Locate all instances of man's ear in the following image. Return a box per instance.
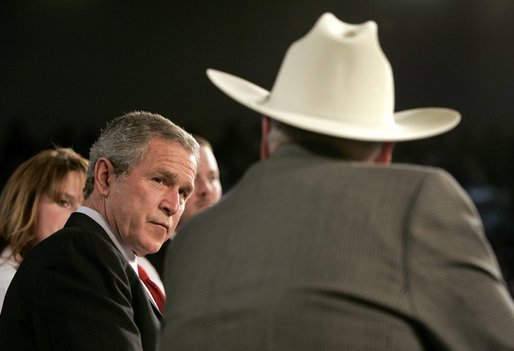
[94,157,115,196]
[375,142,395,165]
[260,116,272,160]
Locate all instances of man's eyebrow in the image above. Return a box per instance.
[158,170,194,191]
[159,169,178,180]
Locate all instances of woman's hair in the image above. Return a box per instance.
[83,111,199,198]
[0,147,88,262]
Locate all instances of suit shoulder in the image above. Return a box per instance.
[382,163,451,176]
[21,214,123,270]
[336,162,454,184]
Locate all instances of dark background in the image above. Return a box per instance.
[1,0,513,291]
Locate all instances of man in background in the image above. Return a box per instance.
[160,13,514,350]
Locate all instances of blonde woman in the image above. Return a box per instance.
[0,147,88,308]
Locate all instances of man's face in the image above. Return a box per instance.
[105,137,196,256]
[179,145,222,228]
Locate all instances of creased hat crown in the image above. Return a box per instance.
[266,14,394,128]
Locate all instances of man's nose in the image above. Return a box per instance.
[160,189,180,217]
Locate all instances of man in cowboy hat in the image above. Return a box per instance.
[160,13,514,350]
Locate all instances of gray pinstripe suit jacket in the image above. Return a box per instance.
[160,144,514,350]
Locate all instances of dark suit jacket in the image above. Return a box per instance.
[0,213,160,351]
[160,144,514,351]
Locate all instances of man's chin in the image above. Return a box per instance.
[136,241,165,257]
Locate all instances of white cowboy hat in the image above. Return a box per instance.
[207,12,460,142]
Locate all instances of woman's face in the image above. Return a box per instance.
[35,171,86,244]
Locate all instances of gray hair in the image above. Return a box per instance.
[84,111,199,198]
[269,119,383,161]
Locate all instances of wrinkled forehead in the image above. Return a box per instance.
[138,138,199,171]
[146,135,200,164]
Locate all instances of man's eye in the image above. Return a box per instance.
[154,177,166,184]
[179,189,189,200]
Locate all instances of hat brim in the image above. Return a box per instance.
[207,69,460,142]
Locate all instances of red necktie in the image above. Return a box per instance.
[137,264,166,312]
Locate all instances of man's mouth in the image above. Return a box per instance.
[152,222,169,232]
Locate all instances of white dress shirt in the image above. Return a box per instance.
[0,246,18,310]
